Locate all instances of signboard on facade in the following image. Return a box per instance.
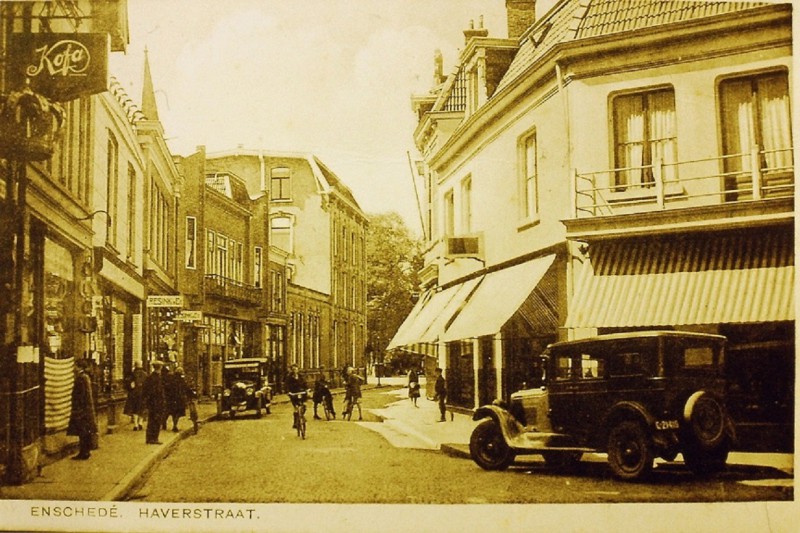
[6,33,109,101]
[146,295,184,308]
[176,310,203,322]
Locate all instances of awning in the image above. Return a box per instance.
[441,254,557,342]
[386,277,481,350]
[386,289,432,351]
[564,231,794,329]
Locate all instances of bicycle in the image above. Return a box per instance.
[288,390,309,439]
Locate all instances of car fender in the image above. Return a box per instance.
[473,405,525,443]
[599,401,656,441]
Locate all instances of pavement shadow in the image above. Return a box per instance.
[507,458,793,485]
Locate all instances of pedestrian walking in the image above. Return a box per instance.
[165,367,191,432]
[67,358,97,460]
[434,367,447,422]
[344,366,363,421]
[408,368,420,407]
[141,360,166,444]
[123,361,146,431]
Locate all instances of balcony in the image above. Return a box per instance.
[204,274,263,306]
[566,148,794,240]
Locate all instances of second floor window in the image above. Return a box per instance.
[521,134,538,220]
[720,70,792,197]
[461,176,472,233]
[444,190,455,237]
[106,132,119,246]
[254,246,263,288]
[613,88,676,189]
[271,216,292,252]
[185,216,197,269]
[271,167,291,201]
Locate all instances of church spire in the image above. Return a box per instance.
[141,47,160,122]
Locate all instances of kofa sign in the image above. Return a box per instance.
[6,33,108,102]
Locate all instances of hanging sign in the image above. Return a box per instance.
[6,33,109,101]
[146,295,184,308]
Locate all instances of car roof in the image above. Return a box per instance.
[548,330,726,350]
[223,358,269,367]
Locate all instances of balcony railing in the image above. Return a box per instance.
[204,274,263,306]
[573,147,794,219]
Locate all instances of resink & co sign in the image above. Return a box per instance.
[6,33,108,101]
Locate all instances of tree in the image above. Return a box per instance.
[365,212,423,369]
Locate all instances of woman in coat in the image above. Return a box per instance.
[123,361,146,430]
[407,369,420,407]
[67,358,97,460]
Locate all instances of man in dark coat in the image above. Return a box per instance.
[141,360,166,444]
[165,366,190,432]
[434,367,447,422]
[67,358,97,460]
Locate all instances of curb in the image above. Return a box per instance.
[440,443,470,459]
[101,411,219,502]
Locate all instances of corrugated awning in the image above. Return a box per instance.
[386,277,481,350]
[441,254,557,342]
[565,231,794,329]
[386,289,433,351]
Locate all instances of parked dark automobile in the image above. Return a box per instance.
[470,331,735,480]
[218,358,272,419]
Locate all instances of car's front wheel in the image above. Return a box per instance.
[607,420,653,481]
[469,419,514,471]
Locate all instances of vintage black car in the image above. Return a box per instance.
[470,331,735,480]
[218,358,272,419]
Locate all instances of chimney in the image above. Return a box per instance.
[463,15,489,44]
[433,49,444,86]
[506,0,536,40]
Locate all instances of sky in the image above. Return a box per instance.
[107,0,557,234]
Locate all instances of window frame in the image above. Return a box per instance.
[185,216,197,269]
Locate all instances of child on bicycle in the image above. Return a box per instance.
[285,364,307,429]
[344,366,364,421]
[313,367,335,420]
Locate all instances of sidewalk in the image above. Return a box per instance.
[0,383,378,502]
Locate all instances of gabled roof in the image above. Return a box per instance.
[495,0,772,94]
[312,157,363,212]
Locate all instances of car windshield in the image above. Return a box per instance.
[225,369,261,383]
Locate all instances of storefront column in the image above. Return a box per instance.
[493,333,503,401]
[472,338,481,410]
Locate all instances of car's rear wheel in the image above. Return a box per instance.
[684,391,726,451]
[607,420,653,481]
[542,451,582,471]
[469,419,514,471]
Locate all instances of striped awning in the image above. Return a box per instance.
[565,231,794,329]
[441,254,557,342]
[387,277,482,350]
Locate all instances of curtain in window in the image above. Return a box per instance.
[759,74,792,171]
[721,72,792,198]
[648,90,677,181]
[614,95,644,186]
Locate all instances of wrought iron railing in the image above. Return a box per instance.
[204,274,263,306]
[573,147,794,219]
